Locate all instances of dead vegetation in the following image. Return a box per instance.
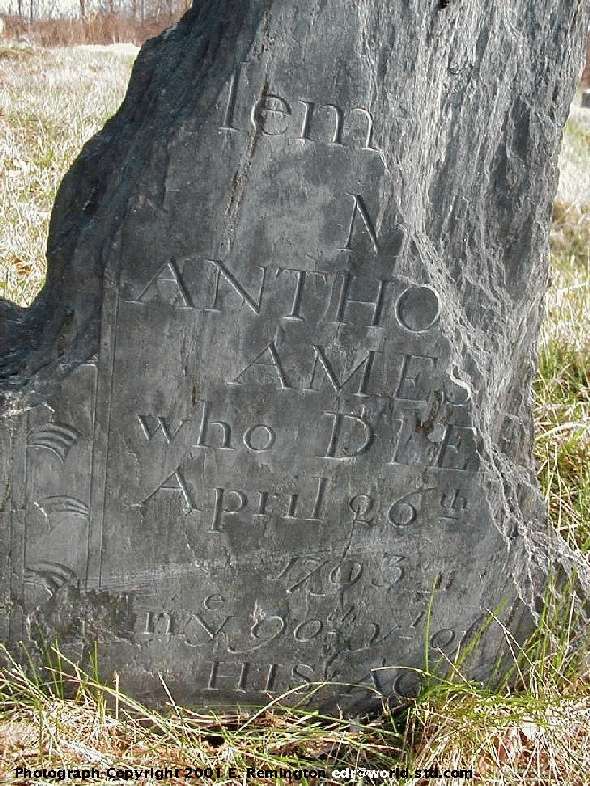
[1,12,181,48]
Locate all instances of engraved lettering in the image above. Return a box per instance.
[334,273,389,326]
[293,618,323,642]
[290,663,316,687]
[184,613,231,644]
[410,608,426,629]
[196,401,234,450]
[329,560,363,588]
[297,99,314,140]
[388,488,434,527]
[220,76,380,154]
[251,94,292,135]
[228,614,286,654]
[440,489,468,522]
[140,468,197,512]
[320,411,374,459]
[306,346,381,397]
[396,285,440,332]
[211,488,247,532]
[232,341,291,388]
[206,260,266,315]
[143,611,173,635]
[438,426,479,471]
[351,107,376,150]
[396,354,436,402]
[281,558,328,595]
[327,605,357,630]
[348,494,375,525]
[137,414,186,444]
[243,424,276,452]
[346,621,383,652]
[138,607,231,646]
[274,557,372,598]
[263,662,279,692]
[388,497,416,527]
[204,594,225,610]
[383,554,405,585]
[135,259,194,308]
[430,628,455,650]
[390,411,450,468]
[254,490,275,516]
[206,660,248,692]
[275,267,327,322]
[285,492,300,519]
[343,194,379,252]
[207,478,330,529]
[310,476,329,519]
[319,103,344,144]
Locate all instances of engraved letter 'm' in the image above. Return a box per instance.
[306,346,380,397]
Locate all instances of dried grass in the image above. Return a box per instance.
[0,43,136,305]
[2,13,180,48]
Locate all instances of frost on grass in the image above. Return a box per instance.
[0,45,135,307]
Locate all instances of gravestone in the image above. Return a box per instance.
[1,0,589,712]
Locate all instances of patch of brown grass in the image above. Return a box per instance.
[2,13,182,48]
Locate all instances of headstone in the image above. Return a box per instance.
[1,0,589,713]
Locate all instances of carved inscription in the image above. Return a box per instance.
[126,261,423,332]
[204,660,315,694]
[83,59,497,708]
[232,346,437,398]
[137,602,394,653]
[201,659,425,701]
[133,395,480,519]
[222,66,380,153]
[138,467,477,532]
[132,558,458,701]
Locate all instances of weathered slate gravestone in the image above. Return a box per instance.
[1,0,589,712]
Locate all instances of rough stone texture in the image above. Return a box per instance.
[1,0,589,712]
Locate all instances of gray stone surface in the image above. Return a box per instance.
[1,0,589,712]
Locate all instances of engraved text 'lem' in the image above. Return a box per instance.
[222,65,380,154]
